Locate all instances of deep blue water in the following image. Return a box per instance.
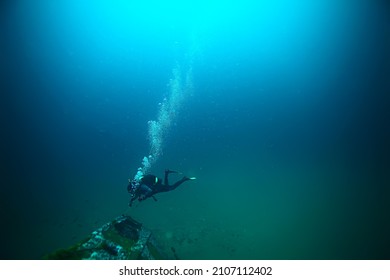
[1,0,389,259]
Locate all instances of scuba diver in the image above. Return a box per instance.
[127,169,196,207]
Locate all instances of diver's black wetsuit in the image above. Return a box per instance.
[128,170,192,206]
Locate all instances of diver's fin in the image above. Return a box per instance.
[165,169,181,174]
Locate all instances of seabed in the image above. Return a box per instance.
[45,215,166,260]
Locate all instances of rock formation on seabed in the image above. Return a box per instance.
[45,215,166,260]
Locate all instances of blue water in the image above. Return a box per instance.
[1,0,389,259]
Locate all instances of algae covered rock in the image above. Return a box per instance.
[46,215,165,260]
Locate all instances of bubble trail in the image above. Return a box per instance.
[132,64,193,183]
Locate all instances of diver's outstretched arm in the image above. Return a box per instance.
[129,195,137,207]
